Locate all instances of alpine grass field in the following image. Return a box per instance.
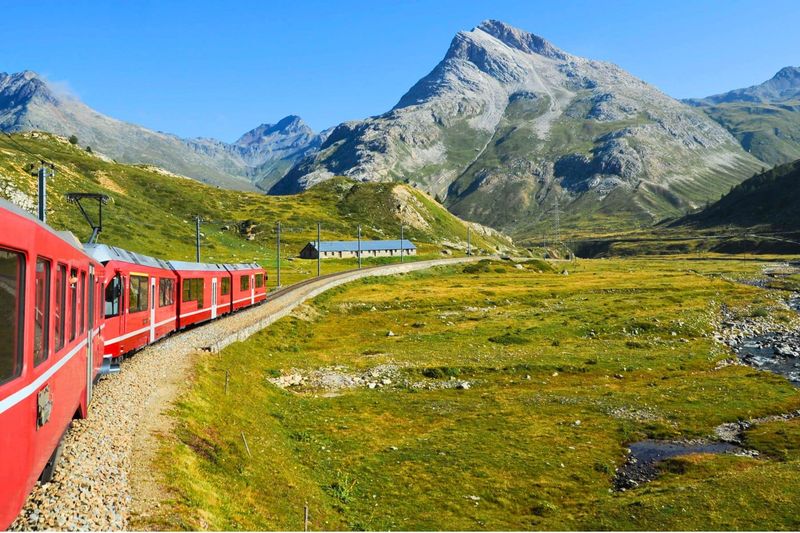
[142,257,800,530]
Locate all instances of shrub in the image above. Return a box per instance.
[68,134,78,145]
[329,471,357,504]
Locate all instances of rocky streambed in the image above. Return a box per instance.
[717,294,800,386]
[615,273,800,491]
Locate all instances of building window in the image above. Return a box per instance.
[105,274,122,318]
[221,277,230,295]
[129,275,149,313]
[0,249,24,385]
[159,278,175,307]
[34,257,50,366]
[182,278,204,308]
[240,275,250,291]
[255,273,264,288]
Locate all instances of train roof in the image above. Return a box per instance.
[166,260,229,272]
[84,243,173,270]
[0,197,88,256]
[224,263,262,271]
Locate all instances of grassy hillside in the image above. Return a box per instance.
[0,132,513,286]
[445,93,759,242]
[144,257,800,530]
[676,159,800,231]
[694,101,800,167]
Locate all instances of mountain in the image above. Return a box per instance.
[686,67,800,166]
[233,116,331,190]
[273,20,760,237]
[0,71,323,190]
[0,132,512,268]
[674,158,800,230]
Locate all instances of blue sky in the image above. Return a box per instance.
[2,0,797,141]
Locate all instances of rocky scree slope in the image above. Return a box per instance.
[686,67,800,167]
[274,20,760,237]
[0,71,324,190]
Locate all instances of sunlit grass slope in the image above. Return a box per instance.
[0,132,512,286]
[149,256,800,530]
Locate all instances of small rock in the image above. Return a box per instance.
[387,330,395,337]
[456,381,471,390]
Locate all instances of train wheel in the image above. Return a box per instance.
[39,422,71,483]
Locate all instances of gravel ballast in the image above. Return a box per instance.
[11,257,481,531]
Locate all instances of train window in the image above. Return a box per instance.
[55,264,66,351]
[182,278,204,307]
[105,274,122,318]
[0,249,24,385]
[159,278,175,307]
[129,275,149,313]
[255,273,264,288]
[220,277,230,296]
[240,275,250,291]
[34,258,51,366]
[69,268,78,342]
[79,272,86,334]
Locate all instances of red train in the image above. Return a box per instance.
[0,200,267,528]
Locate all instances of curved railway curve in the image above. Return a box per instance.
[11,256,484,531]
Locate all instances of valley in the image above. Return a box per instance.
[139,256,800,531]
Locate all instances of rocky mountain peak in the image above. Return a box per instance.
[0,70,57,106]
[475,19,567,60]
[235,115,314,147]
[687,66,800,106]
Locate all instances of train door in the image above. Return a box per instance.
[149,277,156,343]
[104,273,123,352]
[250,274,255,305]
[86,266,95,405]
[211,277,218,319]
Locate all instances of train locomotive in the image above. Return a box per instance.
[0,198,267,528]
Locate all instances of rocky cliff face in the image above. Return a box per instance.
[275,20,760,236]
[0,71,322,190]
[686,67,800,167]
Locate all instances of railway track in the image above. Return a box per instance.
[11,256,483,531]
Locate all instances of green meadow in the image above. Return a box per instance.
[144,256,800,530]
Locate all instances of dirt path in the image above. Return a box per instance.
[11,257,482,531]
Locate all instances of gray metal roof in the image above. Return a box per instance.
[308,239,416,252]
[85,243,173,270]
[224,263,262,271]
[167,260,228,272]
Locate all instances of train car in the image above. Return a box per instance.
[167,261,230,329]
[225,263,267,311]
[84,244,178,365]
[0,199,105,530]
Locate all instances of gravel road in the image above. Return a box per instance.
[11,257,481,531]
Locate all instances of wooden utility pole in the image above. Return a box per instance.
[317,223,321,277]
[400,224,404,263]
[195,216,202,262]
[276,221,282,288]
